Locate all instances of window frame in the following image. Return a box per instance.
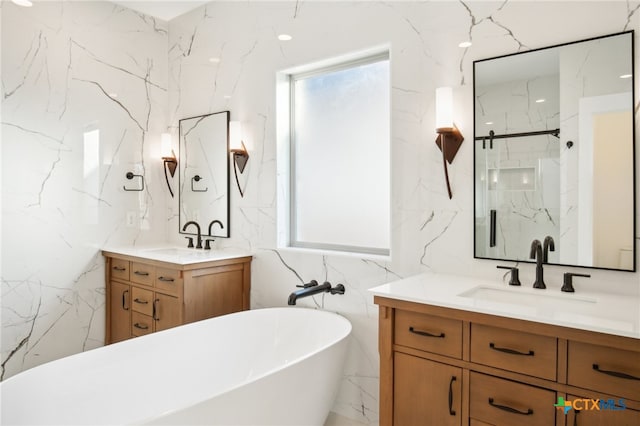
[288,52,390,256]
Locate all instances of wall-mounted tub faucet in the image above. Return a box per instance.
[288,281,345,305]
[182,221,202,249]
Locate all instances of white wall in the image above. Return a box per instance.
[1,1,639,425]
[1,1,169,379]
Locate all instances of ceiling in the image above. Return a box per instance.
[111,0,208,21]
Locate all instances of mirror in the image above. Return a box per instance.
[474,31,635,271]
[179,111,230,238]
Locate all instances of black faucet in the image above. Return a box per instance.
[204,220,225,250]
[182,221,202,249]
[529,239,546,289]
[543,236,555,263]
[287,281,345,305]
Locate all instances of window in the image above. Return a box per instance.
[282,52,390,256]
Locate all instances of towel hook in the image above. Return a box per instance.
[124,172,144,191]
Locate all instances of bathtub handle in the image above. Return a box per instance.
[134,298,149,305]
[153,299,159,321]
[448,376,457,416]
[122,290,129,311]
[409,327,445,338]
[133,323,149,330]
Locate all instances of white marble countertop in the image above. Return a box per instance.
[102,244,252,266]
[369,273,640,340]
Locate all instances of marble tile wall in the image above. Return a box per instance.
[1,1,169,379]
[1,1,639,425]
[166,1,639,423]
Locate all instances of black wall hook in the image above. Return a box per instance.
[124,172,144,191]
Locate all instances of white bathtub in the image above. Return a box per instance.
[1,308,352,425]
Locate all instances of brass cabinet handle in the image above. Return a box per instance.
[133,298,148,305]
[488,398,533,415]
[489,342,534,356]
[122,290,129,311]
[158,276,175,282]
[592,364,640,381]
[409,326,445,338]
[134,271,150,276]
[133,323,149,330]
[448,376,457,416]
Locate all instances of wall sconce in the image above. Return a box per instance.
[161,133,178,198]
[435,87,464,199]
[229,121,249,197]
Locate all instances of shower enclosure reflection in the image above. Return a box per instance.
[474,31,635,271]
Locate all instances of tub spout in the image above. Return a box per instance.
[288,281,345,305]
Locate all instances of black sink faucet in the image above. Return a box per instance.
[182,221,202,249]
[543,236,555,263]
[208,220,224,236]
[530,239,546,289]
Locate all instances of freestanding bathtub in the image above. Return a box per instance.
[1,308,352,425]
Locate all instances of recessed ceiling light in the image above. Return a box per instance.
[620,74,632,79]
[209,57,220,63]
[458,41,472,48]
[485,121,493,125]
[535,98,545,103]
[278,34,293,41]
[11,0,33,7]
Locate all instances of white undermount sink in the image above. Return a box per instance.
[458,286,597,306]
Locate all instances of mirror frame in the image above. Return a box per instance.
[472,31,636,272]
[178,111,231,238]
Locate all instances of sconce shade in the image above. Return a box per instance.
[435,86,454,133]
[229,121,242,150]
[161,133,172,157]
[161,133,178,197]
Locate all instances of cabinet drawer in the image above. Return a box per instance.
[110,259,129,281]
[395,309,462,359]
[131,287,154,316]
[568,341,640,400]
[470,372,556,426]
[130,262,155,286]
[470,324,557,381]
[131,311,153,336]
[155,267,183,295]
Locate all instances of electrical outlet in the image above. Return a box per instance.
[126,211,136,227]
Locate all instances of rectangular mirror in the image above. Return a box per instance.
[179,111,230,238]
[474,31,635,271]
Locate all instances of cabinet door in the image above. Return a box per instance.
[154,293,182,332]
[394,352,461,426]
[109,281,131,343]
[566,394,640,426]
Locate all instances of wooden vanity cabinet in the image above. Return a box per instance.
[104,252,251,344]
[375,297,640,426]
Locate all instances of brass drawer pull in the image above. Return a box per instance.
[134,298,148,305]
[113,266,126,271]
[133,323,149,330]
[489,342,534,356]
[488,398,533,415]
[448,376,457,416]
[409,327,445,338]
[134,271,150,276]
[158,276,175,282]
[592,364,640,381]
